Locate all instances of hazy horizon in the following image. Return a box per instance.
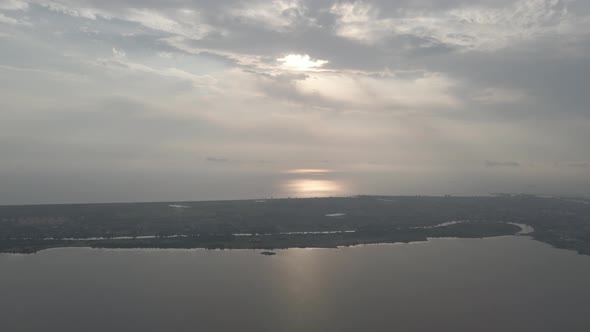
[2,0,590,204]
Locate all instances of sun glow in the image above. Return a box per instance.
[277,54,328,71]
[284,179,343,197]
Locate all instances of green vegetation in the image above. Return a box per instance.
[0,196,588,254]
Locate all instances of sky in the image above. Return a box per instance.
[1,0,590,204]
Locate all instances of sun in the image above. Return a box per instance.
[277,54,328,71]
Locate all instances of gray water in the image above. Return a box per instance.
[1,236,590,332]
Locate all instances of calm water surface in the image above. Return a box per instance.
[1,236,590,332]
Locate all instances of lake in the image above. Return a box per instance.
[1,236,589,332]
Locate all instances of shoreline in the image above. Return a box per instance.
[0,221,524,254]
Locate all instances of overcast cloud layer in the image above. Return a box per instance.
[1,0,589,204]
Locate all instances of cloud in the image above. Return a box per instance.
[111,47,126,59]
[0,12,31,26]
[472,87,529,104]
[229,0,314,31]
[330,0,578,51]
[39,1,104,20]
[329,1,388,44]
[293,70,460,111]
[0,64,88,82]
[32,1,213,39]
[158,52,173,58]
[0,0,29,10]
[87,50,217,89]
[124,9,211,39]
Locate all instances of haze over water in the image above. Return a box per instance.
[2,236,590,332]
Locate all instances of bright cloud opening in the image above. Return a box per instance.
[277,54,328,71]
